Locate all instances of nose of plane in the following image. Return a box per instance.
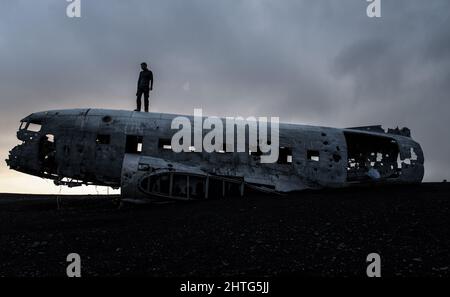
[6,144,27,172]
[5,146,18,169]
[5,142,42,176]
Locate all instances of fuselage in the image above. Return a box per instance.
[6,108,424,195]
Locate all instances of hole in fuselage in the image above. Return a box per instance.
[39,134,56,172]
[126,135,143,154]
[344,132,400,182]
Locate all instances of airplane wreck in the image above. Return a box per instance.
[6,109,424,202]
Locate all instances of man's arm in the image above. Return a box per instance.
[150,71,153,90]
[137,72,142,89]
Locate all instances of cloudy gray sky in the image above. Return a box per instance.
[0,0,449,193]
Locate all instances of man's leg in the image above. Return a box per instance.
[136,91,142,111]
[144,91,149,112]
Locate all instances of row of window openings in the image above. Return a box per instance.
[96,134,321,164]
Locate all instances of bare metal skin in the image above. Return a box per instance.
[6,109,424,201]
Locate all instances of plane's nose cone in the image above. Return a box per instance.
[6,145,21,169]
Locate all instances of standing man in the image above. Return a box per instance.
[135,62,153,112]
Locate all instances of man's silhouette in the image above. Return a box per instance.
[136,62,153,112]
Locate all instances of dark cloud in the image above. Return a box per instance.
[332,39,404,98]
[0,0,449,191]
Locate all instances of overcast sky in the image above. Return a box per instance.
[0,0,449,193]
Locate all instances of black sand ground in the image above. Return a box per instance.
[0,183,449,277]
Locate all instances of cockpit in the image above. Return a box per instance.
[6,113,57,178]
[19,120,42,132]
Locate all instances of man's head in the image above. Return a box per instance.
[140,62,148,70]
